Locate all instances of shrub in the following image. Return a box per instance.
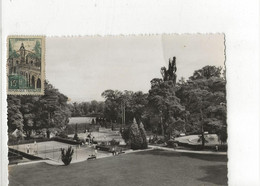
[61,146,74,166]
[129,118,147,150]
[110,139,120,146]
[8,134,18,145]
[121,127,130,144]
[57,131,68,139]
[139,122,148,149]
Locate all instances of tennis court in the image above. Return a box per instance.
[9,141,110,163]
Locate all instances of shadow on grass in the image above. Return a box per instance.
[134,149,227,162]
[198,165,228,185]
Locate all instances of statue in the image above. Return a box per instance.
[160,56,177,85]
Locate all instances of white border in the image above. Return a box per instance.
[1,0,260,185]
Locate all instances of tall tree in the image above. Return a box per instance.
[7,96,24,132]
[147,78,185,137]
[7,81,71,137]
[101,90,123,122]
[176,65,227,146]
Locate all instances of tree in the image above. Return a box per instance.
[129,118,145,150]
[8,40,20,58]
[129,91,148,123]
[176,65,227,147]
[7,81,71,137]
[102,90,123,122]
[36,81,71,130]
[7,96,24,133]
[147,79,185,136]
[190,66,222,80]
[34,40,42,58]
[139,122,148,149]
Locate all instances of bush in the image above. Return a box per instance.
[167,140,178,148]
[139,122,148,149]
[149,135,165,144]
[121,127,130,144]
[110,139,120,146]
[57,131,68,139]
[8,134,18,145]
[61,146,74,166]
[129,119,148,150]
[52,137,81,145]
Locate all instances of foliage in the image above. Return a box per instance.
[61,146,74,166]
[73,133,79,141]
[101,90,123,122]
[69,101,105,117]
[176,65,227,145]
[9,41,20,58]
[110,139,120,146]
[7,81,71,137]
[129,119,143,149]
[57,131,68,139]
[34,40,42,58]
[7,96,24,132]
[102,90,148,124]
[121,127,130,144]
[8,134,18,144]
[139,122,148,148]
[147,78,185,136]
[129,118,148,150]
[189,66,222,80]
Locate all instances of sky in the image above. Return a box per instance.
[46,34,225,102]
[10,38,42,52]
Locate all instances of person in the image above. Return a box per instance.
[34,141,37,154]
[26,144,30,154]
[173,143,178,149]
[112,147,115,156]
[215,145,219,152]
[88,132,92,144]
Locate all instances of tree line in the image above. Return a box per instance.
[100,65,227,142]
[7,65,227,143]
[7,81,71,138]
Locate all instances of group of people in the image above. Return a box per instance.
[26,141,38,154]
[111,146,123,156]
[84,131,95,145]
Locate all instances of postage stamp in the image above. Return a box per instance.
[7,36,45,95]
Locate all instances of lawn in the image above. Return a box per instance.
[9,149,227,186]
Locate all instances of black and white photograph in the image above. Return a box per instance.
[7,34,228,186]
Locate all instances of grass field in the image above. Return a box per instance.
[9,149,227,186]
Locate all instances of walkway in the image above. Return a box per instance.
[149,145,227,155]
[9,144,226,167]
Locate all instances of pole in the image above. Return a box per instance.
[160,110,164,137]
[123,101,125,127]
[200,108,205,148]
[121,103,123,131]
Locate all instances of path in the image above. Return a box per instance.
[149,145,227,155]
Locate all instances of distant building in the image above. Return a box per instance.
[8,43,41,89]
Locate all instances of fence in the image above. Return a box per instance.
[8,138,52,146]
